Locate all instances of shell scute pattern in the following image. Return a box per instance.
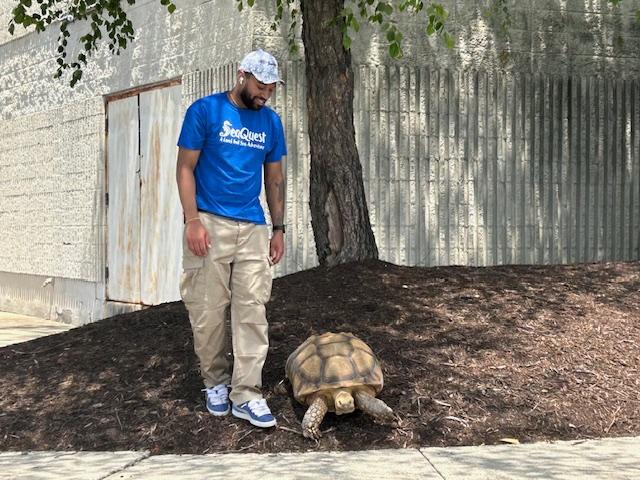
[286,332,384,405]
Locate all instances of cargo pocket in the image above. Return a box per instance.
[180,255,205,305]
[259,258,273,305]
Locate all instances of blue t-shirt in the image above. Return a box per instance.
[177,92,287,224]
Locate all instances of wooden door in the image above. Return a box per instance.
[107,96,141,303]
[106,83,182,305]
[139,85,183,304]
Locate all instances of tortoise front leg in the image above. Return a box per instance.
[301,395,328,439]
[354,390,394,422]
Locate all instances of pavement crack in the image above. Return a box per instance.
[98,451,151,480]
[418,449,446,480]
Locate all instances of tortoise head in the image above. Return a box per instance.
[333,389,355,415]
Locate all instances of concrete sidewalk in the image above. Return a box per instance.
[0,436,638,479]
[1,312,638,479]
[0,312,74,348]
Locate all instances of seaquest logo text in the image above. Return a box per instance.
[219,120,266,149]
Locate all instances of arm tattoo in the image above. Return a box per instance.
[267,178,285,225]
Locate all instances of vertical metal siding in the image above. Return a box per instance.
[185,63,640,274]
[355,67,640,267]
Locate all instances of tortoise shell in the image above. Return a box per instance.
[285,332,384,405]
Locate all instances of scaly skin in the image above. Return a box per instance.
[354,390,394,421]
[302,395,329,439]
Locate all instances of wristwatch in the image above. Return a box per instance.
[272,224,286,233]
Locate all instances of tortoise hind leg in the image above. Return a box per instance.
[354,390,394,422]
[301,395,329,439]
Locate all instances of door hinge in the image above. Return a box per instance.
[105,192,109,207]
[105,266,109,280]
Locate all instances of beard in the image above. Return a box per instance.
[239,87,265,111]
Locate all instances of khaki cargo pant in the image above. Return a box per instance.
[180,212,272,406]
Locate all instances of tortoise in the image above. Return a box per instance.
[285,331,394,439]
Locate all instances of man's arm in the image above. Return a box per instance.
[177,147,209,256]
[264,161,285,265]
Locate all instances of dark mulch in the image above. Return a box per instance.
[1,259,639,454]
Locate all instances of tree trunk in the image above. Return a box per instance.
[300,0,378,267]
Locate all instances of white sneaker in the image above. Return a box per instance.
[232,398,276,427]
[202,384,230,416]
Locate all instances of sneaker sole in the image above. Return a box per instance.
[232,407,277,428]
[207,404,230,416]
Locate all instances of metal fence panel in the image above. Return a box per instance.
[184,63,640,275]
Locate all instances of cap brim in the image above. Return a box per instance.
[256,76,285,85]
[241,69,284,85]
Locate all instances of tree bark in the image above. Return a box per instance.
[300,0,378,267]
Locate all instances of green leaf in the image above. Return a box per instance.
[167,3,176,13]
[443,31,454,49]
[8,23,15,35]
[389,42,401,58]
[342,33,351,50]
[70,69,83,87]
[386,29,395,42]
[13,5,25,24]
[248,0,254,6]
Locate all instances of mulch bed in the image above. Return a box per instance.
[1,259,639,454]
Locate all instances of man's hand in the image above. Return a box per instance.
[186,220,210,257]
[269,231,285,265]
[177,147,207,256]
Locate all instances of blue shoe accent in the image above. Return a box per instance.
[232,399,276,427]
[203,384,230,416]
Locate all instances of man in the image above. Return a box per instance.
[176,49,286,428]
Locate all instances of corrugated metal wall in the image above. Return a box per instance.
[184,63,640,275]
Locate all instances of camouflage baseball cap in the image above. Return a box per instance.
[239,49,284,85]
